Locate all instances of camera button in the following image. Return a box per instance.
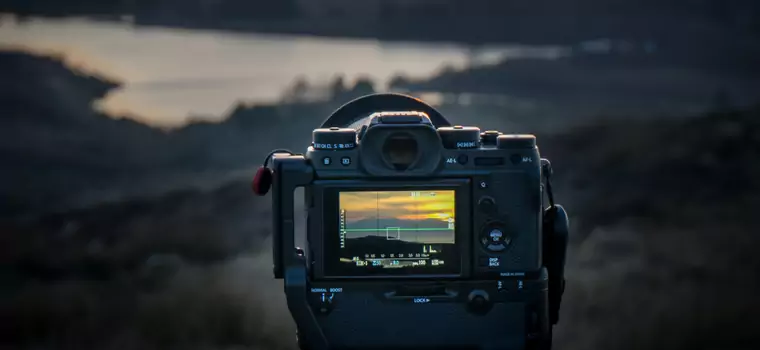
[340,157,351,166]
[456,154,468,164]
[467,290,492,314]
[486,243,507,252]
[322,157,332,166]
[478,181,488,189]
[510,154,522,165]
[478,196,496,214]
[312,292,335,314]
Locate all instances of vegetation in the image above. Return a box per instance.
[2,48,758,350]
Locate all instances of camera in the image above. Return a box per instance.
[253,93,569,350]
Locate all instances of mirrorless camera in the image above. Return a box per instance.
[252,93,569,350]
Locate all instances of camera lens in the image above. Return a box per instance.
[382,132,419,171]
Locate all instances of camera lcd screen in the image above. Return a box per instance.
[327,189,460,277]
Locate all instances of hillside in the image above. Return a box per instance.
[2,104,758,349]
[0,50,176,216]
[391,49,760,121]
[0,50,386,217]
[540,107,760,349]
[0,50,315,217]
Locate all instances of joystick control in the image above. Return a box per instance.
[480,222,512,252]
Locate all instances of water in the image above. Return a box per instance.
[0,16,566,127]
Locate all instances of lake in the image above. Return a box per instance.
[0,16,566,127]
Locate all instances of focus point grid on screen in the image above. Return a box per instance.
[336,189,458,275]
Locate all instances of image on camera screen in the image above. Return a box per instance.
[337,190,457,273]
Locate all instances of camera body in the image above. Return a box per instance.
[257,94,568,350]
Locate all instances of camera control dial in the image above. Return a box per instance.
[497,134,536,149]
[480,130,502,146]
[438,125,481,149]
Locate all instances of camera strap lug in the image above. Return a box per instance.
[541,158,568,326]
[541,158,555,209]
[252,149,295,196]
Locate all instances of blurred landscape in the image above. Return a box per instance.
[2,1,760,350]
[3,0,760,45]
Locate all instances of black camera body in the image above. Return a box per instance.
[255,94,569,350]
